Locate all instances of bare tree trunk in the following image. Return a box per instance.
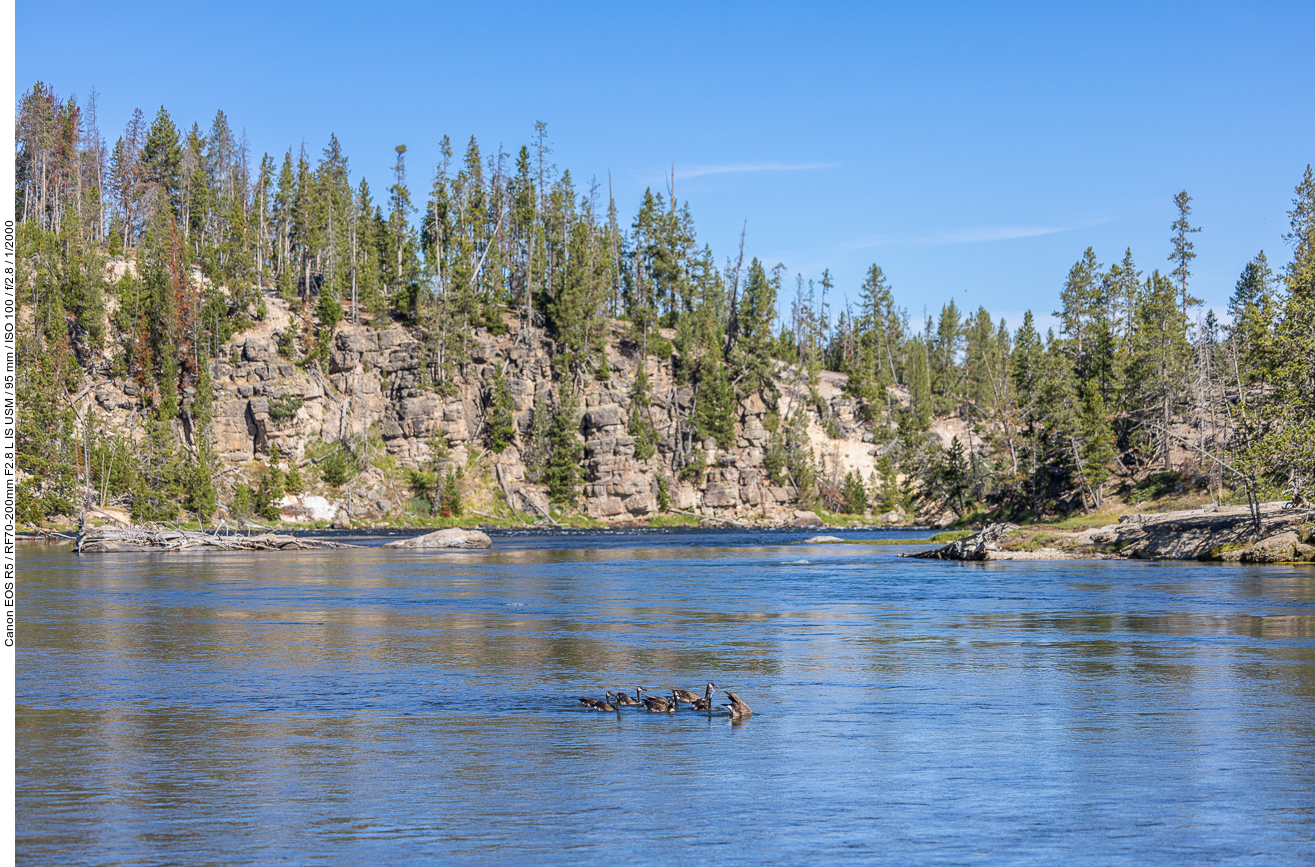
[725,222,746,353]
[1162,391,1172,472]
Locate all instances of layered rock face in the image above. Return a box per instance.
[87,304,892,524]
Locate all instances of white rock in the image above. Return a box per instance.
[278,495,339,523]
[383,528,492,549]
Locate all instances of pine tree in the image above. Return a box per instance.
[134,397,182,522]
[184,360,218,518]
[933,437,970,518]
[1250,166,1315,501]
[252,465,286,521]
[477,371,512,459]
[847,263,901,419]
[543,392,584,504]
[628,365,660,459]
[930,300,963,414]
[142,106,182,217]
[906,335,932,429]
[1055,247,1101,375]
[963,306,999,416]
[692,339,736,449]
[439,470,463,517]
[1127,271,1191,471]
[625,188,661,348]
[1076,379,1116,509]
[273,151,297,301]
[729,258,779,398]
[1227,251,1275,384]
[1170,191,1203,319]
[1034,335,1082,510]
[841,470,868,514]
[15,338,80,521]
[385,143,419,305]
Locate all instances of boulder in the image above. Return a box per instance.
[623,493,654,515]
[790,510,824,527]
[242,337,277,362]
[383,528,492,549]
[1240,532,1314,563]
[802,535,846,544]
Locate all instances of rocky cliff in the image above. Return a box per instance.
[83,294,895,526]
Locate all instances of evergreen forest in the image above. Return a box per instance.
[13,82,1315,529]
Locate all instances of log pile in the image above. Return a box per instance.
[76,526,361,553]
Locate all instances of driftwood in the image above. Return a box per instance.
[76,526,361,554]
[902,523,1018,560]
[668,507,736,525]
[516,490,561,527]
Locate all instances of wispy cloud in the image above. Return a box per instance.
[674,160,839,180]
[843,224,1078,251]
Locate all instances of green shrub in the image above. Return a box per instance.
[320,441,363,488]
[407,469,437,514]
[842,471,868,515]
[230,485,253,519]
[439,470,463,518]
[249,467,286,521]
[680,450,706,483]
[485,369,516,453]
[268,395,304,423]
[629,366,660,460]
[543,395,584,504]
[317,289,343,332]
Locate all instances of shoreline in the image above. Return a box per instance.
[898,502,1315,564]
[24,502,1315,564]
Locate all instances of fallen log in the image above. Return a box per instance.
[668,507,736,525]
[76,526,361,553]
[901,523,1018,560]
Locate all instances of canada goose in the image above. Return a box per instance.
[595,692,618,712]
[614,689,640,707]
[641,691,675,713]
[671,682,716,707]
[722,691,752,719]
[578,691,613,710]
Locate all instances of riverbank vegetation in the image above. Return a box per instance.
[14,81,1315,531]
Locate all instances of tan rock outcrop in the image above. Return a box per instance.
[382,528,492,549]
[68,292,914,526]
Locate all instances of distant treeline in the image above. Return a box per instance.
[13,81,1315,528]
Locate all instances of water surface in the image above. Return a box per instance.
[17,529,1315,864]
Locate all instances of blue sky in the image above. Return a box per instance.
[16,1,1315,328]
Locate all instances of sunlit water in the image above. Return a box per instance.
[16,528,1315,865]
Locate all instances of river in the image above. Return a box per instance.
[16,528,1315,864]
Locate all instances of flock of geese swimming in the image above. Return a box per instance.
[577,682,752,719]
